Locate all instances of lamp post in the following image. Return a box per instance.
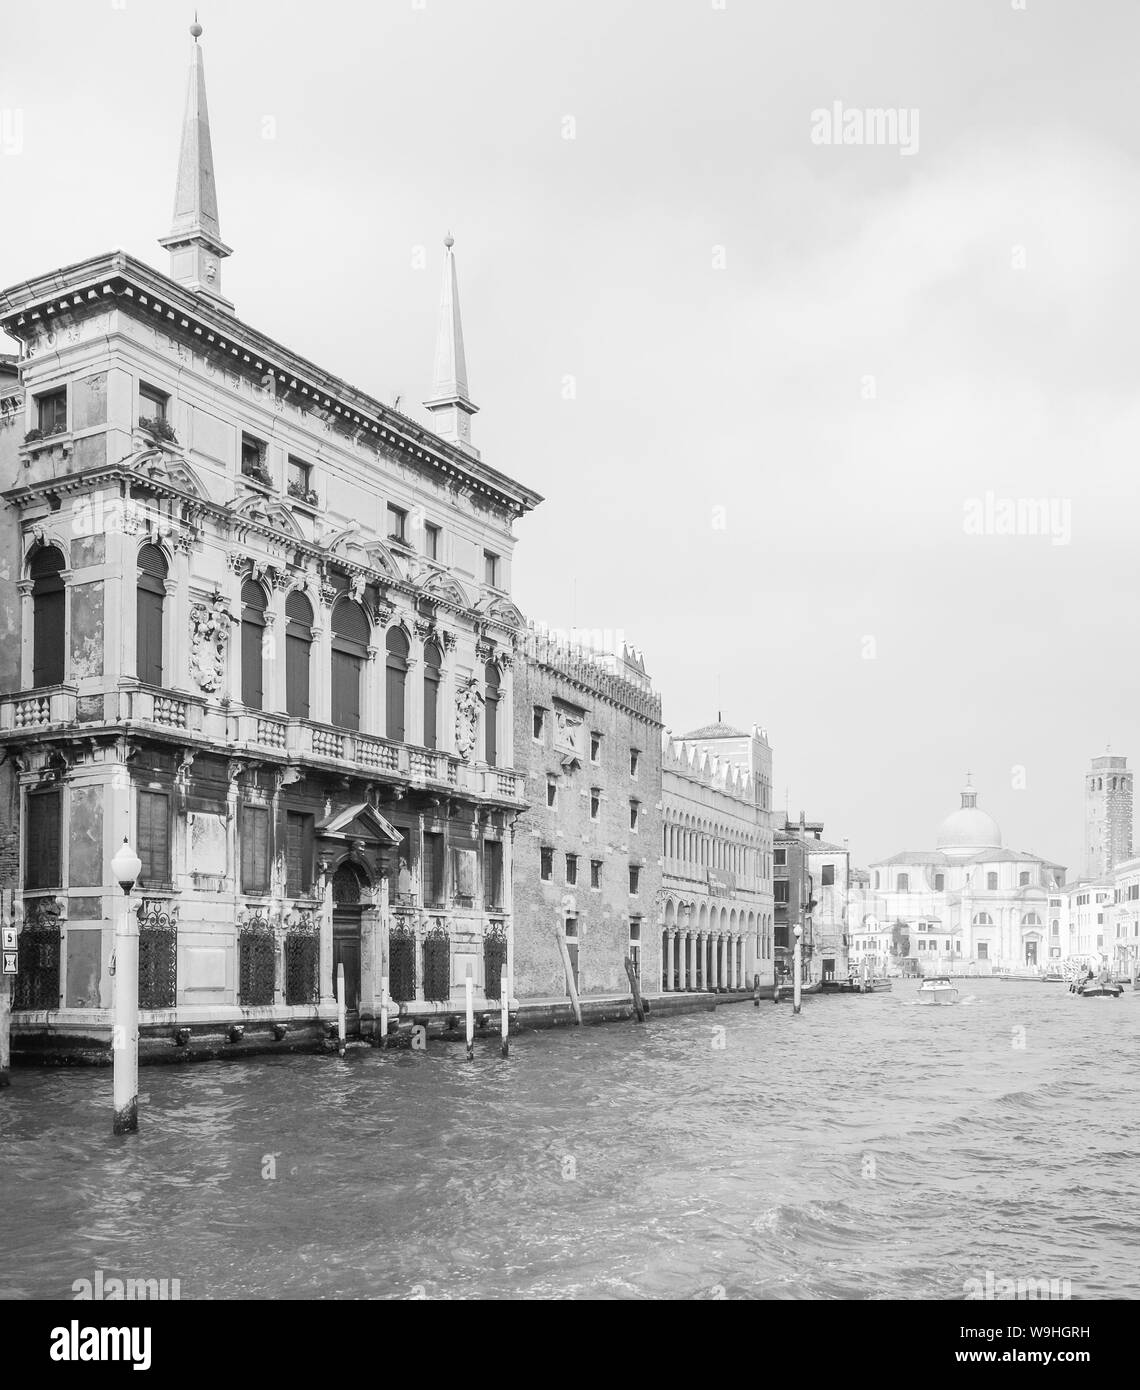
[111,838,142,1135]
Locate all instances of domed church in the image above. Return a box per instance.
[850,782,1067,973]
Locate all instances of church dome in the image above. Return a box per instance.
[936,786,1002,855]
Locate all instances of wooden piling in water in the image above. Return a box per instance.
[379,974,389,1049]
[465,968,475,1061]
[555,929,582,1025]
[336,963,346,1057]
[500,965,509,1057]
[0,972,10,1090]
[623,956,645,1022]
[793,927,803,1015]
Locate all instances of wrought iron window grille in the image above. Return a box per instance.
[136,899,178,1009]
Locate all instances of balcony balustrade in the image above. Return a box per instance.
[0,683,525,803]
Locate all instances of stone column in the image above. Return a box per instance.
[695,931,704,990]
[663,930,673,991]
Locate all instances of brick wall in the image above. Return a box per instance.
[512,648,662,1000]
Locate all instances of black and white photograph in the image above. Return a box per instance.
[0,0,1134,1345]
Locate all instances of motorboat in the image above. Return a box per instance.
[1071,977,1123,999]
[1041,970,1066,983]
[916,975,959,1006]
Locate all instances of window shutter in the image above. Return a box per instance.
[286,634,310,719]
[25,789,62,889]
[31,547,66,688]
[137,791,170,886]
[241,806,270,894]
[286,812,313,896]
[332,650,362,731]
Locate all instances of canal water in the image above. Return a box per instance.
[1,981,1136,1300]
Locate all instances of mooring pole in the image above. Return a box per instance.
[753,972,760,1008]
[379,974,389,1049]
[110,839,142,1136]
[0,972,11,1090]
[465,964,475,1061]
[336,963,346,1057]
[624,954,645,1022]
[861,956,869,994]
[500,965,509,1057]
[793,924,803,1015]
[554,927,582,1025]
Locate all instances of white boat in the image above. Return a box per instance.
[916,975,959,1006]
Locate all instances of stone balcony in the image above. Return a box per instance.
[0,683,525,804]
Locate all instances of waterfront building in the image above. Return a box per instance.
[1083,753,1133,880]
[1105,858,1140,976]
[660,722,772,994]
[0,27,541,1056]
[850,782,1066,973]
[511,629,662,1000]
[773,814,849,983]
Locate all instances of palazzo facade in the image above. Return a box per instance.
[0,31,541,1056]
[660,722,774,993]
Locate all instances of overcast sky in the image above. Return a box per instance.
[3,0,1138,871]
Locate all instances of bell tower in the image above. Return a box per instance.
[157,20,234,313]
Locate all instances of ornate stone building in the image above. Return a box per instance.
[848,783,1066,974]
[0,28,541,1056]
[660,721,774,993]
[512,629,663,1001]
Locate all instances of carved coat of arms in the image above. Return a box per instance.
[455,678,485,762]
[189,597,231,692]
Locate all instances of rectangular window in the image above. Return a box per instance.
[629,801,640,832]
[564,916,578,940]
[774,848,787,867]
[483,839,503,910]
[987,872,998,891]
[590,859,602,889]
[1019,871,1030,886]
[139,382,168,423]
[547,779,557,809]
[287,456,314,502]
[137,790,171,888]
[37,388,67,434]
[387,503,408,543]
[590,733,601,762]
[241,805,271,894]
[590,789,600,820]
[977,942,988,960]
[628,865,640,895]
[484,551,499,587]
[423,832,446,906]
[774,882,789,904]
[540,846,554,882]
[286,812,314,896]
[821,864,834,886]
[424,523,440,560]
[24,788,62,889]
[533,707,545,741]
[934,873,945,891]
[565,853,578,885]
[898,874,909,892]
[630,749,640,777]
[241,433,267,480]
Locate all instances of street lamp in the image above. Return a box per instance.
[111,838,142,1136]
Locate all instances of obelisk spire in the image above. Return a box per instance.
[158,18,234,312]
[424,234,479,455]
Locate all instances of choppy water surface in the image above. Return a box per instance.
[1,981,1137,1300]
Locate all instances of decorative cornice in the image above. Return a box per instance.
[0,255,543,515]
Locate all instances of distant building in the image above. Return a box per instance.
[850,782,1066,973]
[511,628,662,1001]
[774,814,850,982]
[660,722,773,993]
[1083,754,1132,880]
[0,27,541,1056]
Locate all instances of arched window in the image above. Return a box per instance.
[986,871,998,891]
[333,598,370,731]
[285,591,313,719]
[384,625,408,741]
[422,639,441,750]
[973,912,993,926]
[241,580,267,710]
[30,546,66,688]
[1022,912,1041,927]
[484,662,500,766]
[136,544,168,687]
